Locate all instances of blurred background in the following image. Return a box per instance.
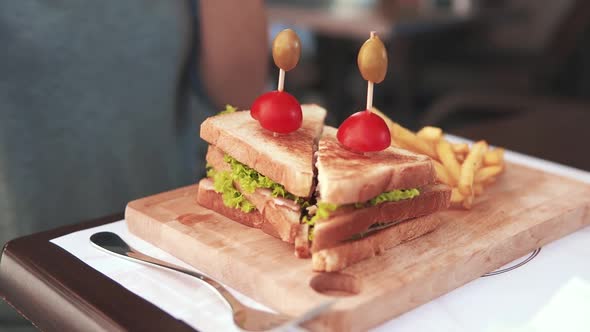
[267,0,590,171]
[1,0,590,330]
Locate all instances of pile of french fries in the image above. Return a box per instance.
[373,108,505,209]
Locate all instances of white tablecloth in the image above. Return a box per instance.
[51,142,590,332]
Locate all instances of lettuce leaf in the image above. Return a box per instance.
[219,104,238,115]
[205,154,309,214]
[208,167,255,213]
[302,202,338,241]
[208,151,420,241]
[368,188,420,206]
[223,155,301,202]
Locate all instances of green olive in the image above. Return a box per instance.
[272,29,301,72]
[357,33,388,83]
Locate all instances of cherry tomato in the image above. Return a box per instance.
[337,110,391,152]
[251,91,302,133]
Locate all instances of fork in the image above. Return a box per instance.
[90,232,329,331]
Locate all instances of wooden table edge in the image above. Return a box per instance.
[0,213,197,332]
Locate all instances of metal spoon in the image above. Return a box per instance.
[90,232,331,331]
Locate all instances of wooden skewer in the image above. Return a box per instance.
[366,81,374,111]
[277,68,285,92]
[276,68,285,135]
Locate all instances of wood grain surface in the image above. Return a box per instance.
[126,162,590,331]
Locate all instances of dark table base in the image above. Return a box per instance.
[0,214,196,332]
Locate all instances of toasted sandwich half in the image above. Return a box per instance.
[197,105,327,243]
[197,111,450,272]
[296,126,451,271]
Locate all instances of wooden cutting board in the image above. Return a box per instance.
[126,162,590,331]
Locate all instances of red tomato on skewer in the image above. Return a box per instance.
[251,91,302,134]
[337,110,390,153]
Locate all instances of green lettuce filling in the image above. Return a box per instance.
[206,155,308,213]
[207,165,255,213]
[223,155,304,203]
[302,202,338,241]
[219,104,238,115]
[368,188,420,206]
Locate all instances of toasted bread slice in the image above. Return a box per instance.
[295,224,311,258]
[201,105,327,198]
[196,178,279,239]
[311,183,450,252]
[312,213,442,272]
[206,145,232,172]
[238,185,300,243]
[317,126,436,205]
[206,145,301,243]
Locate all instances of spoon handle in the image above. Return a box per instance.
[97,242,246,312]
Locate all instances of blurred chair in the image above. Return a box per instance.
[422,91,590,171]
[413,0,590,171]
[413,0,590,100]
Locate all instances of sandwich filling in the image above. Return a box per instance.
[208,153,421,241]
[223,155,307,205]
[303,188,420,240]
[207,165,255,213]
[207,155,310,213]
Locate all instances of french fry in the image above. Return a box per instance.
[372,108,399,147]
[450,188,464,206]
[372,108,438,159]
[458,141,488,197]
[456,153,465,163]
[433,160,455,186]
[484,148,505,166]
[390,122,438,159]
[452,143,468,163]
[372,106,505,209]
[417,126,443,144]
[452,143,469,155]
[372,107,394,128]
[475,166,503,184]
[436,140,461,183]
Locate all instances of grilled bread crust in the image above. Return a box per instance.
[311,184,451,252]
[196,178,280,239]
[317,126,436,205]
[200,105,326,197]
[312,214,442,272]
